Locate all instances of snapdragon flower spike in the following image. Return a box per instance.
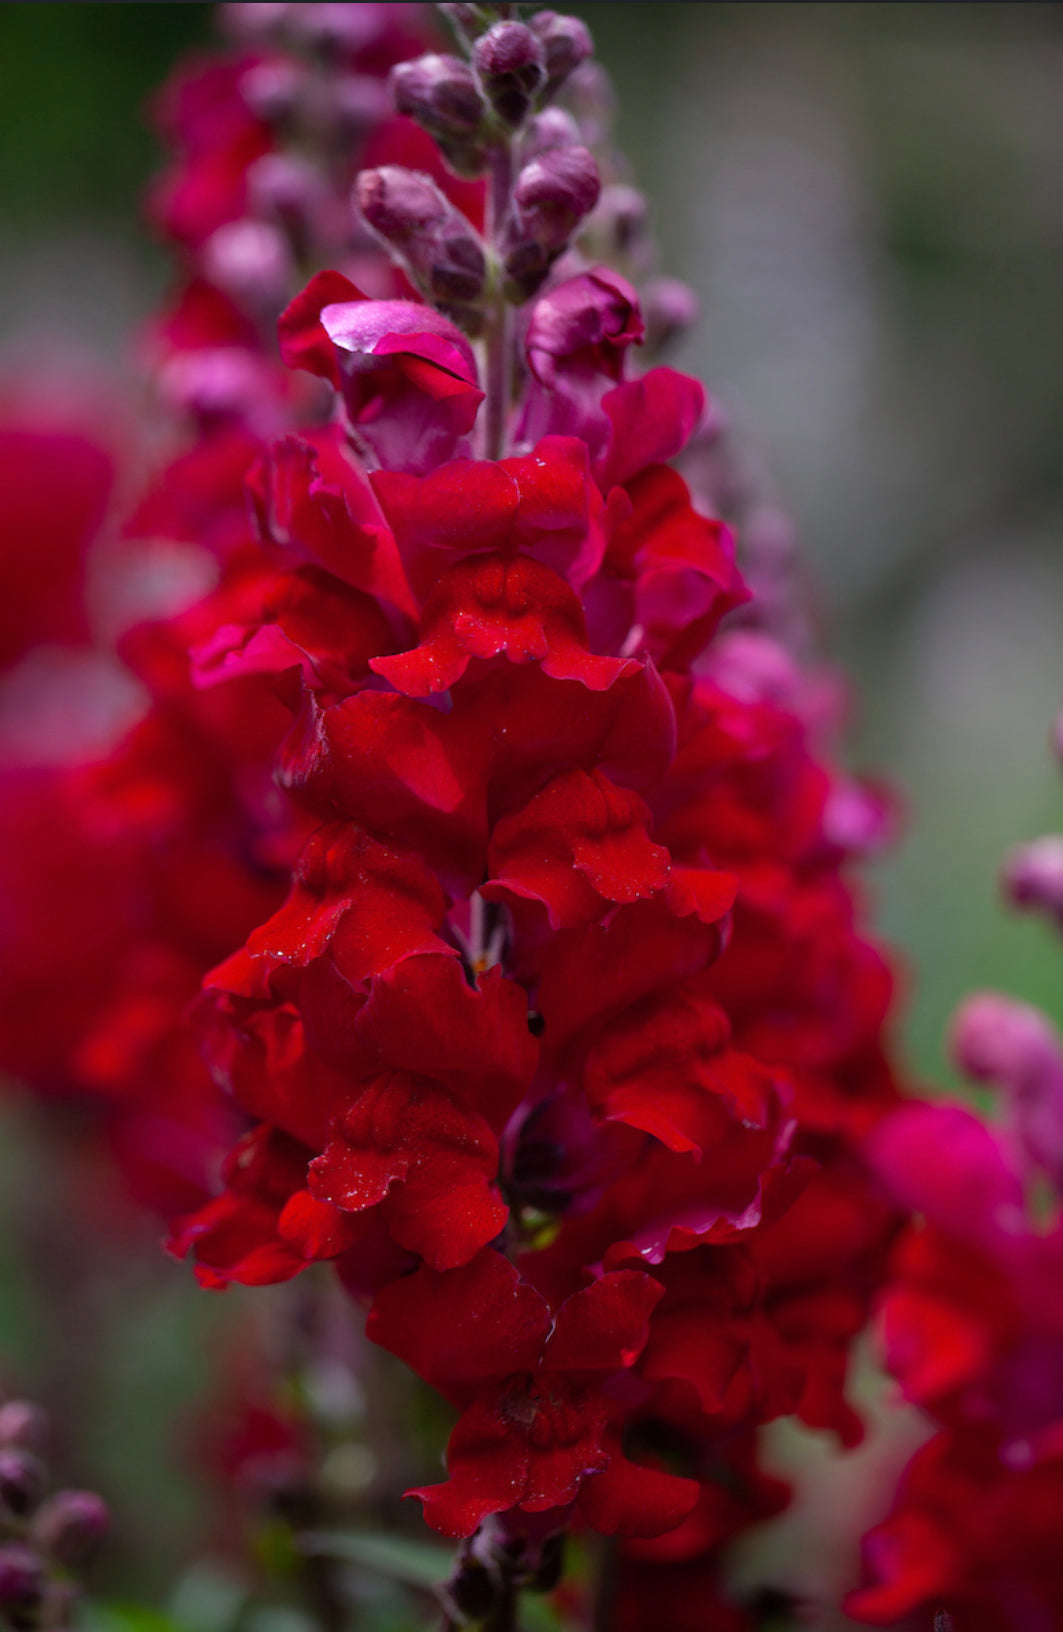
[110,3,914,1601]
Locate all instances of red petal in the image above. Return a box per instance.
[407,1392,530,1538]
[368,1249,550,1404]
[278,270,364,383]
[544,1270,663,1374]
[355,958,538,1129]
[308,1073,505,1270]
[597,369,705,491]
[578,1432,700,1538]
[485,768,669,931]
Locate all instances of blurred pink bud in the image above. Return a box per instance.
[1002,834,1063,928]
[643,276,699,355]
[528,11,594,99]
[239,59,305,123]
[0,1403,47,1456]
[0,1547,44,1616]
[222,3,291,41]
[952,992,1063,1187]
[201,219,294,308]
[33,1491,110,1571]
[0,1450,46,1518]
[822,779,897,858]
[247,153,325,232]
[472,21,546,128]
[522,107,582,159]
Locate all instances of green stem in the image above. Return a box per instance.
[483,137,514,462]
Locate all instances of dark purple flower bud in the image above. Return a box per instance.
[1003,835,1063,928]
[472,22,546,129]
[501,146,600,299]
[355,167,486,311]
[0,1450,46,1517]
[389,55,487,177]
[0,1547,44,1617]
[33,1491,110,1571]
[528,11,593,100]
[0,1402,47,1456]
[440,4,515,47]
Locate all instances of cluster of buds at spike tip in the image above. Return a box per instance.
[381,7,602,311]
[0,1396,108,1630]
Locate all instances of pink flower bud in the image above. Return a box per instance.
[472,21,546,128]
[522,107,582,159]
[239,59,305,124]
[952,992,1063,1187]
[33,1491,110,1571]
[643,276,699,355]
[355,166,486,311]
[201,219,294,309]
[0,1402,47,1455]
[512,146,600,249]
[0,1449,46,1517]
[221,2,290,42]
[1002,834,1063,928]
[502,146,600,298]
[528,11,594,99]
[0,1546,44,1616]
[390,54,487,176]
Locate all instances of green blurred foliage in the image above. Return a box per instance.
[0,5,211,229]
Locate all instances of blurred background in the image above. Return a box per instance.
[1,2,1062,1623]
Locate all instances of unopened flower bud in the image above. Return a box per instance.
[33,1491,110,1571]
[522,107,582,160]
[513,147,600,249]
[593,182,649,257]
[0,1450,46,1517]
[559,60,615,147]
[289,4,380,55]
[643,275,700,355]
[239,59,305,124]
[440,5,512,47]
[472,22,546,128]
[1003,835,1063,928]
[247,155,325,252]
[952,992,1063,1185]
[0,1546,44,1618]
[201,219,294,309]
[390,54,487,177]
[355,167,486,311]
[502,146,600,299]
[444,1557,496,1622]
[0,1403,47,1456]
[528,11,593,100]
[221,2,290,42]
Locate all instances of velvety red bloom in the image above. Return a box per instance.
[368,1249,698,1537]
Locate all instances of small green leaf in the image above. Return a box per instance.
[299,1529,454,1590]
